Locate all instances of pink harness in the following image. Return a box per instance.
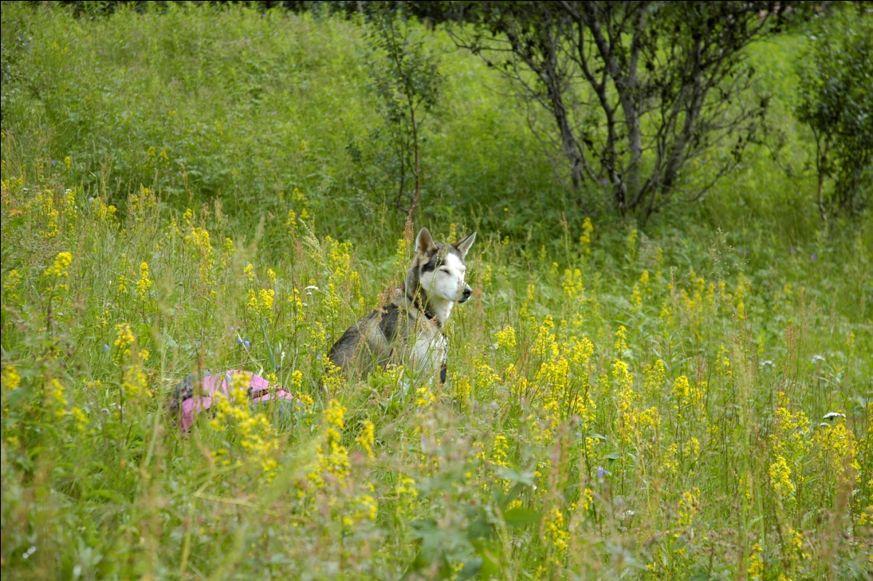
[176,370,297,431]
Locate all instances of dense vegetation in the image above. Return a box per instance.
[1,3,870,578]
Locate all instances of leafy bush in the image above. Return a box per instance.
[797,5,873,218]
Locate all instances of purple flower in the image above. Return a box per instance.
[596,466,610,481]
[237,337,251,349]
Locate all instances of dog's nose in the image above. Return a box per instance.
[460,287,472,303]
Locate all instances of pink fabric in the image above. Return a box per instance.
[178,370,297,431]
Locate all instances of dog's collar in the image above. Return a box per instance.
[405,287,441,329]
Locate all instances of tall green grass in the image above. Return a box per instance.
[2,3,871,578]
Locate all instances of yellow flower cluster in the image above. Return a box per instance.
[785,527,809,562]
[544,507,569,556]
[675,487,700,534]
[209,372,279,477]
[286,209,299,238]
[47,377,68,419]
[37,191,59,239]
[532,316,558,358]
[631,269,650,308]
[570,335,594,366]
[415,386,435,408]
[136,261,152,299]
[578,487,594,513]
[735,276,749,321]
[614,325,629,354]
[342,493,378,529]
[356,420,375,459]
[122,364,148,398]
[113,323,148,399]
[3,269,22,303]
[473,357,500,390]
[536,355,569,393]
[247,288,275,317]
[812,418,859,485]
[494,325,517,352]
[643,359,666,397]
[128,186,158,220]
[561,268,584,300]
[747,542,763,579]
[613,360,636,442]
[769,392,810,496]
[672,375,704,415]
[114,323,136,360]
[89,197,117,221]
[322,359,345,393]
[771,393,811,459]
[287,287,305,325]
[2,364,21,391]
[313,398,350,484]
[453,376,471,406]
[395,474,418,502]
[491,433,510,468]
[44,251,73,288]
[768,455,796,501]
[184,221,214,283]
[579,217,594,254]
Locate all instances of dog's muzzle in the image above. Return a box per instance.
[459,286,473,303]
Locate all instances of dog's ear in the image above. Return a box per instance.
[415,228,437,255]
[453,232,476,258]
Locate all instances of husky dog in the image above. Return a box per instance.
[328,228,476,383]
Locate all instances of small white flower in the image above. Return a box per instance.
[822,412,845,421]
[810,354,825,364]
[761,360,774,369]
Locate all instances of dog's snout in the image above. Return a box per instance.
[460,286,473,303]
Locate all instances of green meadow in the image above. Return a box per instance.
[1,3,870,578]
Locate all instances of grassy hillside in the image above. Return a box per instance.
[1,3,871,578]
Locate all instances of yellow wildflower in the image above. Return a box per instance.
[2,364,22,391]
[545,507,568,556]
[395,474,418,502]
[343,494,378,528]
[44,251,73,281]
[122,364,148,398]
[672,375,704,414]
[415,386,436,408]
[491,433,510,467]
[357,420,376,459]
[769,455,795,500]
[136,261,152,298]
[579,217,594,254]
[813,418,860,485]
[494,325,517,351]
[675,487,700,534]
[47,378,68,418]
[614,325,629,353]
[562,267,584,299]
[114,323,136,360]
[454,376,471,405]
[747,542,763,579]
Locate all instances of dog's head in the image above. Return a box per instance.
[407,227,476,304]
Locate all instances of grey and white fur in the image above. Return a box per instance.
[328,228,476,383]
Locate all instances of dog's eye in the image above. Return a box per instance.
[440,267,451,274]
